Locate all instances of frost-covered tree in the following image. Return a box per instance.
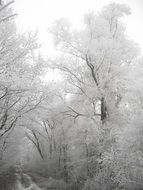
[0,1,48,175]
[50,3,139,124]
[48,3,142,190]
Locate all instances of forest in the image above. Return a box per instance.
[0,1,143,190]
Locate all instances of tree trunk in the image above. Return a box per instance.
[101,97,107,123]
[63,145,68,183]
[49,143,52,159]
[58,146,62,169]
[85,142,90,177]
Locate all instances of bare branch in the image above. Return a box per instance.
[0,116,19,138]
[26,129,44,160]
[0,13,17,24]
[61,106,86,122]
[0,1,15,12]
[0,87,8,100]
[95,52,106,74]
[85,54,99,87]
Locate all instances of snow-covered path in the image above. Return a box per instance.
[14,172,41,190]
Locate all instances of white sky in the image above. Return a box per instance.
[14,0,143,56]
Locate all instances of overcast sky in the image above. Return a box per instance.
[14,0,143,56]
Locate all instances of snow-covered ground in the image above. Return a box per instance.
[15,172,41,190]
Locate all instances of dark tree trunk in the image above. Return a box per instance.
[85,142,90,177]
[49,143,52,159]
[63,145,68,183]
[58,146,62,169]
[101,97,107,123]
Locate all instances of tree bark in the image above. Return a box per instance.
[63,145,68,183]
[101,97,107,123]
